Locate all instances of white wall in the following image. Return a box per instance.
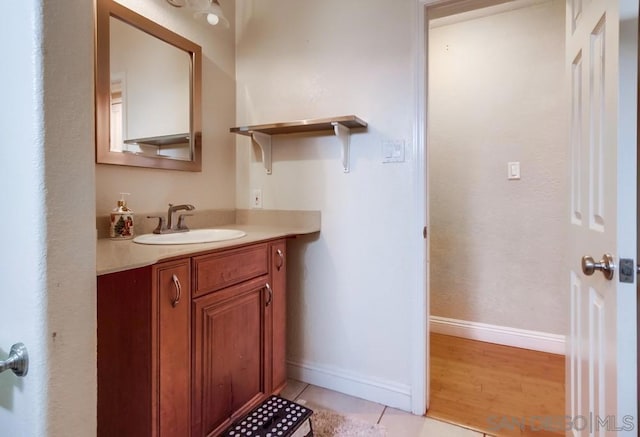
[96,0,237,217]
[236,0,419,409]
[428,0,568,334]
[0,0,96,436]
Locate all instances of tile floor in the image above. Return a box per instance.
[280,379,492,437]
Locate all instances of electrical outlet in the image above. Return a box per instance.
[252,188,263,209]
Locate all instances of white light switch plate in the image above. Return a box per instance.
[508,162,521,180]
[382,140,405,163]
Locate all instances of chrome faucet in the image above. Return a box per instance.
[148,203,195,234]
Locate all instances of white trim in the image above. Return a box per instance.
[287,359,412,412]
[411,0,430,416]
[430,316,566,355]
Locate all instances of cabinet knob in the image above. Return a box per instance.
[171,274,182,307]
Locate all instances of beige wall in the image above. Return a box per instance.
[96,0,237,219]
[44,1,98,434]
[428,0,568,334]
[236,0,420,409]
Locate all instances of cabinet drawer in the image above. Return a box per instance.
[192,244,269,297]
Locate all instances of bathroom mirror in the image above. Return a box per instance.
[95,0,202,171]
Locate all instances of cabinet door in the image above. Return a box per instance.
[270,240,287,393]
[192,276,270,437]
[154,260,191,437]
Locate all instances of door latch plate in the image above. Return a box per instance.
[619,258,634,283]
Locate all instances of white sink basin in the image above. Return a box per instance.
[133,228,246,245]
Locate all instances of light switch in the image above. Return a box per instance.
[508,162,520,180]
[382,140,405,163]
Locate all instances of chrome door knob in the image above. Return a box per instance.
[0,343,28,377]
[581,254,615,280]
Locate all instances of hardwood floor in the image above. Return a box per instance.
[427,333,565,437]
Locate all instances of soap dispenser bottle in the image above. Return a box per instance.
[109,193,135,240]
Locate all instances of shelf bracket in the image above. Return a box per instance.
[251,131,272,175]
[332,122,351,173]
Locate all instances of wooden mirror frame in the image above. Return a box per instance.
[95,0,202,171]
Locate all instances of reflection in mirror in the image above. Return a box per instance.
[96,0,202,171]
[110,17,191,159]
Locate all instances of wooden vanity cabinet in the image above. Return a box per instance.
[97,258,191,437]
[98,239,288,437]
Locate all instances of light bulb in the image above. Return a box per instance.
[206,13,220,25]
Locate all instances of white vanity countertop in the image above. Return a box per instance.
[97,212,320,275]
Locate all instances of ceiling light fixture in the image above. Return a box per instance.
[166,0,229,28]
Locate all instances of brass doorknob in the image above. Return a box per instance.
[581,254,615,280]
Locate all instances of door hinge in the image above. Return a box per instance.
[619,258,635,283]
[423,226,427,239]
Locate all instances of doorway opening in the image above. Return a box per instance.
[425,0,567,433]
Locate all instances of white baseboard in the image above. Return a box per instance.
[287,319,563,413]
[287,359,412,412]
[430,316,566,355]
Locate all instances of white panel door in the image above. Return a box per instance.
[567,0,637,435]
[0,2,47,436]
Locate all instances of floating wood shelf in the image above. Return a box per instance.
[124,133,190,147]
[230,115,367,174]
